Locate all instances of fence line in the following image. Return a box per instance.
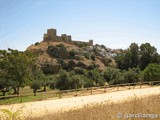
[0,81,160,105]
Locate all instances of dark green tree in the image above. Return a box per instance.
[0,50,11,96]
[115,50,132,70]
[46,75,56,90]
[123,68,141,83]
[116,43,139,70]
[30,80,41,96]
[6,49,36,95]
[55,69,70,90]
[69,75,82,89]
[103,67,120,82]
[140,43,158,70]
[86,69,105,86]
[129,43,139,68]
[142,63,160,81]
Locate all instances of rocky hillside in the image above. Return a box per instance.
[27,41,120,74]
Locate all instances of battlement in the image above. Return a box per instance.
[43,28,93,46]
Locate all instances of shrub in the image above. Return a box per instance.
[91,53,96,61]
[69,50,76,59]
[66,60,76,70]
[34,42,39,45]
[74,68,85,74]
[84,79,94,88]
[47,44,68,59]
[101,57,112,67]
[77,61,87,68]
[84,53,90,59]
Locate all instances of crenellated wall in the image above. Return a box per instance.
[43,28,93,46]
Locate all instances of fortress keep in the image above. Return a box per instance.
[43,28,93,46]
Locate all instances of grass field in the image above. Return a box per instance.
[28,95,160,120]
[0,87,59,105]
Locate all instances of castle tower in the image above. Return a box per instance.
[47,28,57,40]
[67,35,72,42]
[43,34,48,41]
[61,34,67,41]
[89,39,93,46]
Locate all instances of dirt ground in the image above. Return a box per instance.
[0,87,160,118]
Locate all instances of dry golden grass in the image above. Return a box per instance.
[28,95,160,120]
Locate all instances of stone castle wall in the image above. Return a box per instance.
[43,28,93,46]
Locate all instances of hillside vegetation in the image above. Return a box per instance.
[1,40,160,97]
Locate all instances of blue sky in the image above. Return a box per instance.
[0,0,160,52]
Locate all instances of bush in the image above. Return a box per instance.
[101,57,112,67]
[84,53,90,59]
[74,68,85,74]
[66,60,76,70]
[74,42,88,48]
[47,44,68,59]
[77,61,87,68]
[69,50,76,59]
[83,78,94,88]
[87,65,94,70]
[91,53,96,61]
[34,42,39,45]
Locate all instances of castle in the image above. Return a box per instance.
[43,28,93,46]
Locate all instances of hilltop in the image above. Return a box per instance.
[27,28,120,74]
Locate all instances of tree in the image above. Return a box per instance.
[142,63,160,81]
[0,50,11,96]
[140,43,158,70]
[103,67,120,83]
[103,67,124,85]
[30,63,48,92]
[123,68,140,83]
[55,69,70,90]
[86,69,105,86]
[0,78,10,96]
[40,74,48,92]
[83,76,94,88]
[129,43,139,68]
[4,49,37,95]
[15,50,37,94]
[30,80,41,96]
[116,43,139,70]
[47,75,56,90]
[115,50,132,70]
[116,43,160,71]
[69,75,82,89]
